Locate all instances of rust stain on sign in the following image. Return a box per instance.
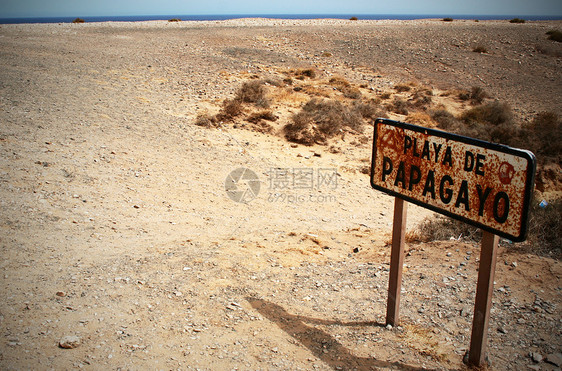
[371,119,536,242]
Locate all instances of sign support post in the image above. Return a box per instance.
[468,230,499,366]
[386,197,407,326]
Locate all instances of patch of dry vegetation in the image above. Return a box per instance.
[284,98,364,145]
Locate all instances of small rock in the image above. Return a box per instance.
[386,324,393,330]
[511,261,518,268]
[59,335,81,349]
[530,352,543,363]
[546,353,562,367]
[56,291,66,297]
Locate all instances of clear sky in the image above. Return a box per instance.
[0,0,561,18]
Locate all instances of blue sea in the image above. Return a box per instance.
[1,14,561,24]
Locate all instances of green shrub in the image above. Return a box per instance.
[168,18,181,22]
[510,18,526,23]
[350,16,358,21]
[442,18,454,22]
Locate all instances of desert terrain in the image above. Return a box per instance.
[0,18,561,370]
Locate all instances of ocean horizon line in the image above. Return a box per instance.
[1,13,562,24]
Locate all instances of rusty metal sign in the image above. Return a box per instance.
[371,119,536,242]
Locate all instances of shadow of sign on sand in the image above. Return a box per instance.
[247,296,444,371]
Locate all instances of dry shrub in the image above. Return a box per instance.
[394,84,412,93]
[380,92,392,100]
[457,102,516,145]
[431,109,460,130]
[194,113,217,128]
[525,197,562,259]
[251,120,275,134]
[522,111,561,165]
[329,76,351,88]
[302,85,332,97]
[388,97,409,115]
[235,80,270,108]
[168,18,181,22]
[350,16,358,21]
[405,112,437,128]
[473,45,488,53]
[461,101,512,127]
[510,18,526,24]
[414,197,562,259]
[216,99,244,121]
[546,30,562,42]
[354,99,387,121]
[535,43,562,57]
[469,86,488,104]
[72,18,85,23]
[414,216,481,243]
[442,18,454,22]
[410,90,433,110]
[342,87,362,99]
[283,98,363,145]
[293,68,317,80]
[321,52,333,57]
[246,110,278,124]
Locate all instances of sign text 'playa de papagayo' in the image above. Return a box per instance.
[371,119,536,242]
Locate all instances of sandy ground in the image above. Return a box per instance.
[0,18,561,370]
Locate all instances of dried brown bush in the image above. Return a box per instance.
[525,197,562,259]
[405,112,437,128]
[461,101,512,127]
[413,215,481,243]
[394,84,412,93]
[235,80,270,108]
[465,86,488,104]
[354,99,387,121]
[413,196,562,259]
[293,68,317,80]
[473,45,488,53]
[329,76,351,88]
[431,109,459,131]
[194,113,217,128]
[246,110,278,124]
[388,97,409,115]
[547,29,562,42]
[342,87,362,99]
[216,99,244,121]
[522,111,561,165]
[283,98,364,145]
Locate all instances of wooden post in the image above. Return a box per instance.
[386,197,407,326]
[467,230,499,366]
